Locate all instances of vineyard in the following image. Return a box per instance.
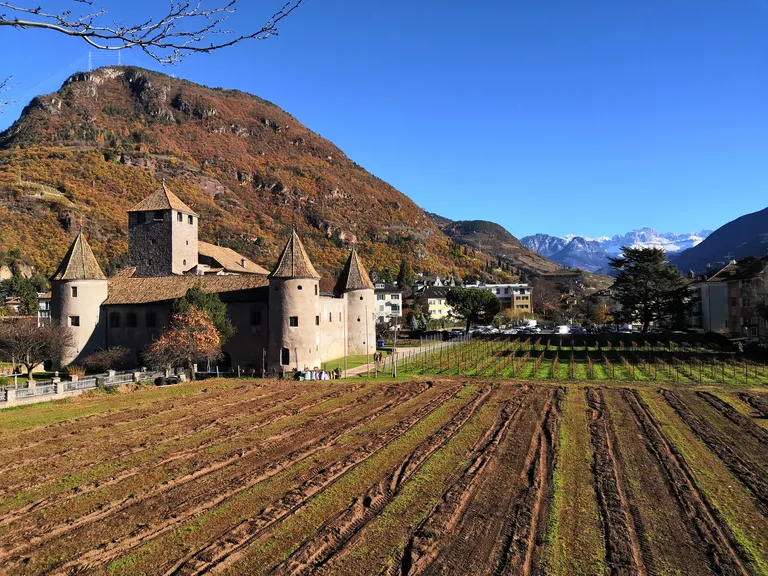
[394,336,768,385]
[0,378,766,575]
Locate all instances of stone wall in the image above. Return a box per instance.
[128,210,174,277]
[171,210,198,274]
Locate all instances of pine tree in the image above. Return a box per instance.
[609,247,691,331]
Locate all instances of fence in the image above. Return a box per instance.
[1,369,163,407]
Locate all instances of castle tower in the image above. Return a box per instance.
[267,230,322,373]
[335,247,376,356]
[50,232,108,366]
[127,182,198,277]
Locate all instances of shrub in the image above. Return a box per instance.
[82,347,130,372]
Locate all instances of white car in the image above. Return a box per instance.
[556,325,570,334]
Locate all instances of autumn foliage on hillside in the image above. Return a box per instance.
[0,66,537,281]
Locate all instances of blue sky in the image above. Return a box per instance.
[1,0,766,239]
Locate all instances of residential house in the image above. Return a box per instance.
[374,282,402,323]
[37,292,51,325]
[464,283,533,312]
[423,286,453,319]
[689,257,767,341]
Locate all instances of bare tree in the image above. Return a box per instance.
[0,1,305,63]
[0,1,305,110]
[0,318,74,380]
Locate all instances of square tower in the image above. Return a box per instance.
[128,182,198,277]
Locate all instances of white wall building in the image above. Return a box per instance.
[464,282,533,311]
[374,282,402,323]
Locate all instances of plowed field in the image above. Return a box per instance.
[0,379,767,575]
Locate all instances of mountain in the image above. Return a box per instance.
[517,233,568,259]
[521,228,712,273]
[426,216,565,276]
[671,207,768,274]
[0,66,504,281]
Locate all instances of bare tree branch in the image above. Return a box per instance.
[0,0,305,64]
[0,75,13,111]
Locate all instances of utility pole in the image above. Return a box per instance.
[392,315,398,378]
[365,305,370,378]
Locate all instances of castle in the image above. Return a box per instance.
[50,184,376,373]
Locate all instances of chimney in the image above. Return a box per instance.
[241,258,246,268]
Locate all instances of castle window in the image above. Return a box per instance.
[360,296,364,300]
[289,316,298,327]
[188,215,193,225]
[127,312,137,328]
[137,212,146,224]
[154,210,164,221]
[71,286,78,297]
[183,259,187,266]
[339,312,342,321]
[177,212,183,222]
[186,241,189,245]
[329,313,332,322]
[69,316,80,327]
[110,312,120,328]
[250,310,261,325]
[281,348,290,365]
[315,285,318,295]
[146,311,156,328]
[315,316,320,326]
[297,285,303,291]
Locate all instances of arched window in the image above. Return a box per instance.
[109,312,120,328]
[281,348,290,365]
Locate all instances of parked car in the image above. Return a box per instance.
[154,375,181,386]
[556,325,570,334]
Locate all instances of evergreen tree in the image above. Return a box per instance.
[396,259,416,297]
[174,284,236,344]
[609,247,691,331]
[446,288,502,333]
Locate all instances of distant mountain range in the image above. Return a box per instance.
[521,228,712,273]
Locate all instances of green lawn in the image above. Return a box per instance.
[322,354,374,372]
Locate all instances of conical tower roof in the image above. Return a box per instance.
[334,247,374,294]
[269,229,321,280]
[50,232,106,281]
[128,181,198,215]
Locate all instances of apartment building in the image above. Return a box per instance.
[374,282,402,323]
[464,282,533,312]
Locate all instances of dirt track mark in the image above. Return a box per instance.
[586,388,648,576]
[0,386,343,500]
[738,392,768,419]
[624,390,751,576]
[661,390,768,516]
[0,386,366,527]
[160,384,471,576]
[273,385,516,575]
[0,384,433,571]
[390,388,562,576]
[697,392,768,445]
[492,388,562,576]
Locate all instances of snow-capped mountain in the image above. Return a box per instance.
[520,228,712,273]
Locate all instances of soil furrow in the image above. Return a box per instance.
[0,386,368,527]
[0,384,430,571]
[623,390,751,576]
[161,384,470,576]
[0,385,304,476]
[0,387,346,503]
[390,388,560,576]
[737,392,768,419]
[698,392,768,445]
[586,388,647,576]
[661,390,768,516]
[272,384,514,575]
[493,388,562,576]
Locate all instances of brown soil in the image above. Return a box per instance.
[389,387,564,576]
[624,390,751,576]
[738,392,768,419]
[661,390,768,516]
[698,392,768,445]
[586,388,648,576]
